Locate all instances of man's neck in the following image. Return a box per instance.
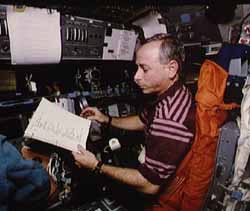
[158,77,178,96]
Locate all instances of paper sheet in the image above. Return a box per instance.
[118,30,137,60]
[103,29,137,60]
[6,6,61,65]
[103,28,120,60]
[24,98,91,152]
[133,12,167,39]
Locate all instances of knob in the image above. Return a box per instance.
[2,44,9,52]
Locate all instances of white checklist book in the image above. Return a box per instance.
[24,98,91,152]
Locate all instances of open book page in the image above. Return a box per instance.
[24,98,91,152]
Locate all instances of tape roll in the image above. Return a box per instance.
[108,138,121,151]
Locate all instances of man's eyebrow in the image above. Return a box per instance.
[137,63,150,69]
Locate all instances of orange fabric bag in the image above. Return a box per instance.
[148,59,239,211]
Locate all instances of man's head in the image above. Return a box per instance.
[134,33,184,95]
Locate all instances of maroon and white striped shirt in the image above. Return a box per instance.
[138,80,195,185]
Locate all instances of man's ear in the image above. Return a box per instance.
[164,60,178,79]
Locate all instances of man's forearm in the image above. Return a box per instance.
[107,115,144,131]
[100,163,159,194]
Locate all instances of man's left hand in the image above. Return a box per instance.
[72,144,98,170]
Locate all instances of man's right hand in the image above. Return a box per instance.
[80,107,109,124]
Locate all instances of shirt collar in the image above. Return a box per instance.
[156,80,182,103]
[143,80,183,110]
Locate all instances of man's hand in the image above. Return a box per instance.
[80,107,108,124]
[72,146,160,194]
[72,144,98,170]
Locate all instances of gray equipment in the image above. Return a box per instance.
[204,121,240,210]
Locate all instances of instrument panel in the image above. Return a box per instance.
[0,6,10,60]
[61,15,106,60]
[0,7,135,62]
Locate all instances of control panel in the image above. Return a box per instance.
[61,15,105,60]
[0,5,137,62]
[0,5,10,60]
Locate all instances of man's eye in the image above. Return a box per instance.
[133,63,139,70]
[137,64,149,73]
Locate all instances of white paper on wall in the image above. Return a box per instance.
[6,6,61,65]
[103,28,137,60]
[133,12,167,39]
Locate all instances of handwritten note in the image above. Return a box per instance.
[24,98,91,152]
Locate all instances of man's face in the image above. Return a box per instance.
[134,41,171,95]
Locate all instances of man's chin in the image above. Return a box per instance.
[142,89,151,94]
[141,89,158,96]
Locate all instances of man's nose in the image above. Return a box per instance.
[134,68,142,82]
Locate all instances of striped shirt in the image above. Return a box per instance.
[138,80,195,185]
